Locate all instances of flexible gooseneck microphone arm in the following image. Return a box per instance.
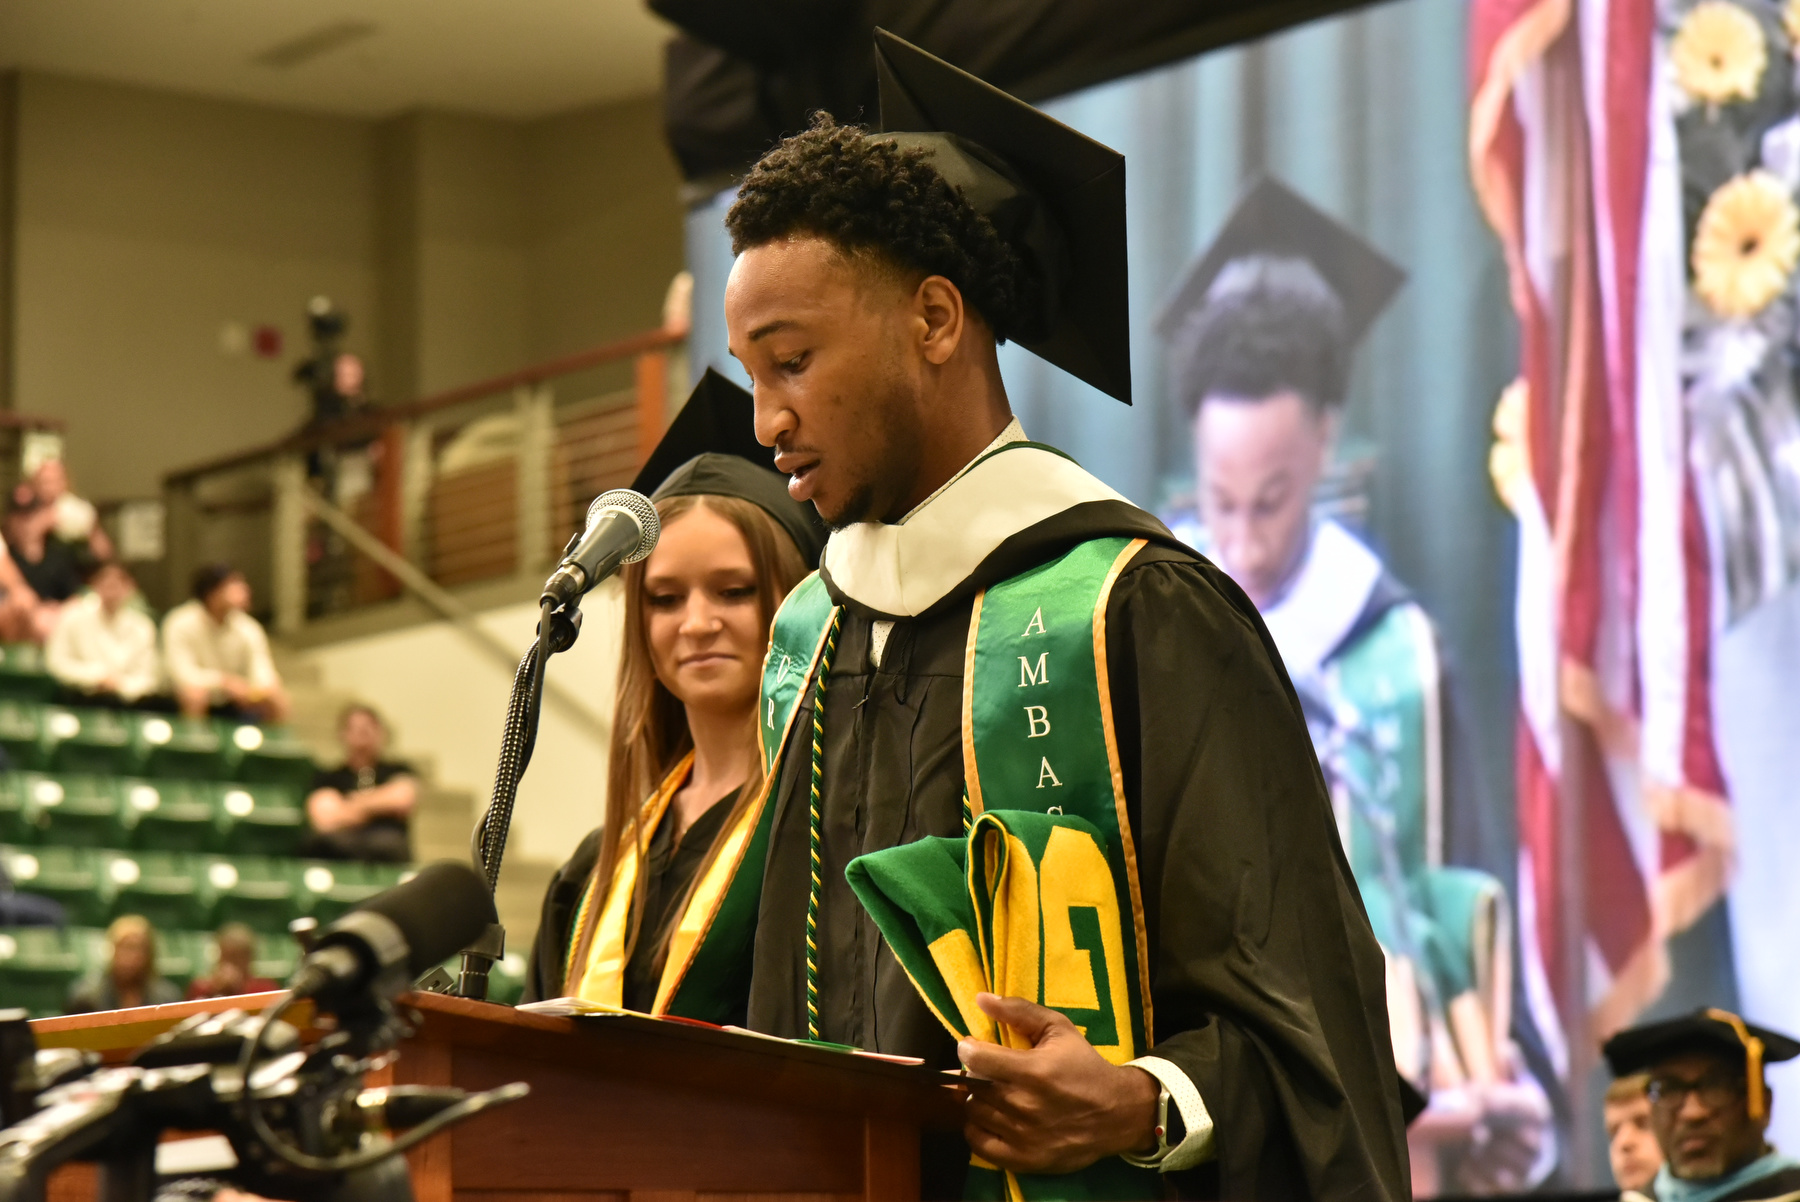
[456,490,658,1001]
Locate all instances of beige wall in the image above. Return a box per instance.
[303,585,625,865]
[12,73,378,498]
[524,97,685,362]
[5,71,684,501]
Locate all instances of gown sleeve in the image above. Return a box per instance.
[1106,552,1411,1202]
[520,828,603,1004]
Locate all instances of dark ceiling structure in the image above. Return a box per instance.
[654,0,1391,188]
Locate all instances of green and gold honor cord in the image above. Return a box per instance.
[804,609,842,1041]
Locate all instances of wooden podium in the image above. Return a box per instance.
[30,992,964,1202]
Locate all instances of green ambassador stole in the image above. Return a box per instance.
[753,540,1159,1199]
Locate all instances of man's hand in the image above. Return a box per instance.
[958,993,1159,1175]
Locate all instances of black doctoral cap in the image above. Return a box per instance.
[1602,1008,1800,1121]
[631,369,828,566]
[1155,176,1406,406]
[871,29,1132,404]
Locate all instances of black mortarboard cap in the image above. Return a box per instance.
[1155,175,1406,352]
[872,29,1132,405]
[632,369,828,566]
[1603,1008,1800,1121]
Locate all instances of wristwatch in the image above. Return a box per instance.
[1120,1080,1173,1169]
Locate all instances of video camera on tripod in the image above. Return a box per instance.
[0,863,527,1202]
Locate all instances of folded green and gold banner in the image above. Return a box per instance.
[849,809,1161,1202]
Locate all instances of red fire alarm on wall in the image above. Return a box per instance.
[253,325,284,359]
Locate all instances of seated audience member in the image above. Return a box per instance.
[303,704,416,863]
[32,458,113,562]
[5,486,84,605]
[46,561,161,706]
[0,857,64,927]
[1607,1072,1665,1197]
[1604,1009,1800,1202]
[162,564,289,723]
[185,922,277,1000]
[65,915,182,1014]
[0,539,50,643]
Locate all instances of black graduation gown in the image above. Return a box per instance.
[522,796,735,1011]
[744,500,1412,1201]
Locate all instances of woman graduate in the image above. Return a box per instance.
[521,369,824,1015]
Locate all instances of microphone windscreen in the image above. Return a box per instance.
[351,861,497,976]
[585,489,660,564]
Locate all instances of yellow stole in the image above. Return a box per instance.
[563,752,694,1007]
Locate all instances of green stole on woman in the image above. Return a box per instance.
[560,590,837,1018]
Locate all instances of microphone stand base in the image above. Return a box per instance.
[452,923,507,1003]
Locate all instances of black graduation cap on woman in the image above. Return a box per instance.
[868,29,1132,404]
[632,368,828,566]
[1156,175,1406,413]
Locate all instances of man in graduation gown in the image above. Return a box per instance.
[712,31,1410,1201]
[1157,177,1554,1193]
[1603,1009,1800,1202]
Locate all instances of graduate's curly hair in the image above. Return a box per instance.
[1171,255,1350,414]
[724,114,1035,340]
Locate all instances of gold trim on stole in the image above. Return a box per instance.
[1090,537,1155,1046]
[563,751,695,1002]
[652,607,840,1012]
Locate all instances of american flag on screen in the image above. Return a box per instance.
[1468,0,1733,1077]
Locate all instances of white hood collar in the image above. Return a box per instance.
[820,429,1125,617]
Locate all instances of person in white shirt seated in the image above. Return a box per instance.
[45,561,162,707]
[161,563,290,724]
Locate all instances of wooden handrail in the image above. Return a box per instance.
[165,326,686,486]
[0,412,66,432]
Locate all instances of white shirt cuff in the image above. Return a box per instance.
[1121,1055,1215,1172]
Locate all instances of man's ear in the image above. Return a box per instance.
[915,275,966,366]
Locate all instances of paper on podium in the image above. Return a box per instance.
[514,996,631,1017]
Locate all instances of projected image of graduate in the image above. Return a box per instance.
[1158,177,1554,1195]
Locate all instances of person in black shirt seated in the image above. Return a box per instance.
[302,704,417,862]
[522,371,823,1012]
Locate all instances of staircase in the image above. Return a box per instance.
[270,645,558,968]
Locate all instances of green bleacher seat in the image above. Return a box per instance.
[216,783,305,857]
[133,715,224,780]
[22,774,123,847]
[301,860,404,926]
[2,844,107,926]
[0,645,57,703]
[0,701,45,770]
[44,708,134,776]
[155,928,205,990]
[0,775,26,844]
[67,924,109,977]
[253,931,299,984]
[0,927,83,1017]
[203,856,301,935]
[104,850,207,930]
[226,725,316,789]
[119,780,217,853]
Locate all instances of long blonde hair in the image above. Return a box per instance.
[589,493,809,980]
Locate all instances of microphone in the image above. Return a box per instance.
[289,861,496,1008]
[541,488,660,607]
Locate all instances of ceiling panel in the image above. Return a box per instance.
[0,0,674,118]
